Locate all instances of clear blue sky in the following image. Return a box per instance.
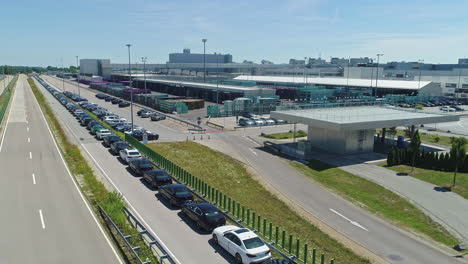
[1,0,467,67]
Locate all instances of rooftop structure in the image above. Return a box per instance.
[271,106,459,154]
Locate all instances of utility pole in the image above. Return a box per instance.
[375,54,384,97]
[76,56,80,97]
[202,38,207,82]
[61,57,65,92]
[142,56,148,105]
[126,44,134,131]
[418,59,424,89]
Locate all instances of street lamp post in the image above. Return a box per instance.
[418,59,424,89]
[375,54,384,97]
[126,44,134,131]
[142,56,148,105]
[76,56,80,97]
[202,38,207,82]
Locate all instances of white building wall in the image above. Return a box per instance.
[307,126,374,154]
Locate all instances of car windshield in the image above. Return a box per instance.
[174,187,190,196]
[243,237,265,249]
[204,208,220,218]
[128,151,139,156]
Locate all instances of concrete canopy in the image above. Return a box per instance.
[271,106,460,131]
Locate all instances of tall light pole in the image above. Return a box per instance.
[418,59,424,89]
[375,54,384,97]
[142,56,148,105]
[76,56,80,97]
[126,44,134,131]
[202,38,207,82]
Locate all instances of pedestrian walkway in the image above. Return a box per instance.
[314,152,468,241]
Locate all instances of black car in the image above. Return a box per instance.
[87,120,101,130]
[181,202,226,231]
[81,116,94,126]
[110,141,129,155]
[263,260,294,264]
[142,169,172,188]
[151,114,166,121]
[105,97,113,102]
[128,158,154,176]
[95,93,107,99]
[119,101,130,107]
[158,184,193,207]
[128,130,159,141]
[111,98,122,104]
[103,135,121,147]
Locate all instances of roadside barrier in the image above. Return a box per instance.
[125,134,337,264]
[0,76,18,129]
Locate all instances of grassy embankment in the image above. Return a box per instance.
[290,160,460,248]
[383,164,468,200]
[28,77,157,264]
[261,130,307,139]
[148,141,370,264]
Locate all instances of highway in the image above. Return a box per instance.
[35,77,235,263]
[43,76,462,263]
[0,75,122,264]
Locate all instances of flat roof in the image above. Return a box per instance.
[133,77,274,93]
[235,75,432,90]
[271,106,459,130]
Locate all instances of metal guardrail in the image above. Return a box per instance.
[123,207,177,264]
[98,205,152,264]
[48,75,205,131]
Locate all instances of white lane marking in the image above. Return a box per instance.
[31,81,125,264]
[32,173,36,185]
[249,148,258,156]
[457,121,466,128]
[28,137,30,143]
[43,77,182,264]
[39,209,45,229]
[330,208,369,231]
[245,136,262,146]
[27,126,29,132]
[29,152,32,159]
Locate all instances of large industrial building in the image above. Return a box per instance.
[169,49,232,64]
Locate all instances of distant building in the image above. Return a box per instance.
[289,59,305,65]
[243,60,254,64]
[169,49,232,64]
[459,58,468,64]
[308,58,326,66]
[330,57,349,66]
[261,60,274,65]
[80,59,111,77]
[350,57,373,66]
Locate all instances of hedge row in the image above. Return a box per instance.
[387,148,468,172]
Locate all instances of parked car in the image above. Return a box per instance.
[239,118,254,126]
[105,97,114,102]
[87,121,101,130]
[80,116,93,126]
[128,158,154,176]
[440,106,456,112]
[119,148,141,164]
[141,111,154,118]
[181,202,226,231]
[137,109,150,116]
[127,130,159,141]
[150,114,166,121]
[212,226,272,264]
[110,141,129,155]
[270,118,286,125]
[119,101,130,108]
[95,93,107,99]
[103,135,121,147]
[242,112,257,118]
[158,184,194,207]
[90,125,105,135]
[261,118,275,126]
[96,129,112,140]
[451,105,465,111]
[111,98,122,104]
[263,260,294,264]
[251,117,265,126]
[142,169,173,188]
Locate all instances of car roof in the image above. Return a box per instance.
[197,203,217,211]
[232,228,258,240]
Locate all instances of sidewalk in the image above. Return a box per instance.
[315,153,468,241]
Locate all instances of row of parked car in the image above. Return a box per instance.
[38,78,283,264]
[389,100,465,110]
[239,112,287,127]
[95,93,168,121]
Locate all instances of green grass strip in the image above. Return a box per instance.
[261,130,307,139]
[28,77,158,264]
[291,160,460,248]
[148,141,370,264]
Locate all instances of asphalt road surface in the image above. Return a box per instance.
[44,75,463,264]
[35,77,235,263]
[0,75,122,264]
